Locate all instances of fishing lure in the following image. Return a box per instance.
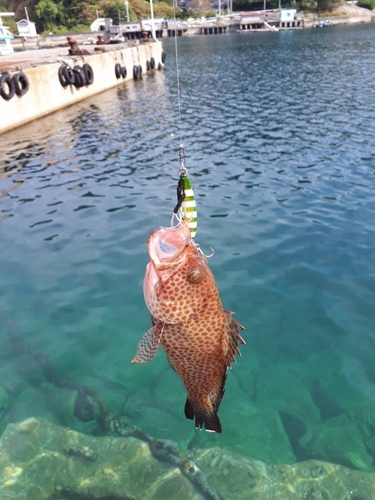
[172,146,197,239]
[178,174,197,239]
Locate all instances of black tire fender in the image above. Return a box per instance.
[82,63,94,85]
[146,60,151,71]
[115,63,122,79]
[150,57,155,69]
[13,72,30,96]
[0,72,15,100]
[133,65,140,80]
[120,66,127,79]
[63,65,75,85]
[138,65,143,79]
[73,65,86,88]
[161,50,166,64]
[59,65,75,86]
[58,65,68,87]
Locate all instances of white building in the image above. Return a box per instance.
[90,18,112,32]
[279,9,297,23]
[17,19,37,37]
[279,9,302,29]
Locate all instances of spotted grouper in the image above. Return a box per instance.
[132,221,245,433]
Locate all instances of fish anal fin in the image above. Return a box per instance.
[210,371,227,412]
[224,310,245,369]
[184,398,222,433]
[132,321,164,364]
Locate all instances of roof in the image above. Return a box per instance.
[17,19,35,24]
[241,10,265,16]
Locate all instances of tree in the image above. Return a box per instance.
[35,0,66,31]
[192,0,212,11]
[358,0,375,9]
[66,0,97,26]
[154,1,175,18]
[316,0,337,11]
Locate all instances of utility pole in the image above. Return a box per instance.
[149,0,156,39]
[124,0,129,22]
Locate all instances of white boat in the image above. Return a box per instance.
[0,12,15,55]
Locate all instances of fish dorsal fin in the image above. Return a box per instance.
[132,321,164,364]
[223,311,246,368]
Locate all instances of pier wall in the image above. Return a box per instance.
[0,40,164,134]
[321,15,374,25]
[304,15,373,27]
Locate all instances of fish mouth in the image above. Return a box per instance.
[148,221,191,269]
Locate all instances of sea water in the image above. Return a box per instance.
[0,24,375,475]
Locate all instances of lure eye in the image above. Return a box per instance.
[187,269,203,284]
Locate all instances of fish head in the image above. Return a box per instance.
[144,221,214,324]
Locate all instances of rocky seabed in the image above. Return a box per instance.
[0,417,375,500]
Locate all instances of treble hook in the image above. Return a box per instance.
[170,211,181,228]
[194,243,215,258]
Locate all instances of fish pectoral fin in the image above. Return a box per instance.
[224,310,246,367]
[185,397,222,433]
[132,321,164,364]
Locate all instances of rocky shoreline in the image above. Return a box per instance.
[303,4,375,27]
[1,417,375,499]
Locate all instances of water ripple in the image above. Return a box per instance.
[1,25,375,468]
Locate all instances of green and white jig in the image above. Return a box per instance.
[172,145,197,239]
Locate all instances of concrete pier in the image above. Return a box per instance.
[0,39,164,134]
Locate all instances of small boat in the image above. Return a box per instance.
[0,12,15,55]
[313,19,331,28]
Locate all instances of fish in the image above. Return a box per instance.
[132,220,245,433]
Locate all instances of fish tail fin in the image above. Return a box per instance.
[184,398,222,433]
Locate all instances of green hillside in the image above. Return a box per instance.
[1,0,178,34]
[1,0,345,35]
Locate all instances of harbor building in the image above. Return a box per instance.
[17,19,37,37]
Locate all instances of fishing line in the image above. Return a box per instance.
[169,2,198,240]
[172,0,183,146]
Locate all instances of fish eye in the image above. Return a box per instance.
[187,269,203,284]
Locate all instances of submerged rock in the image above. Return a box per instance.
[196,447,375,500]
[300,413,373,470]
[255,364,322,425]
[0,386,10,412]
[0,417,375,499]
[217,400,296,464]
[296,351,375,425]
[0,418,203,500]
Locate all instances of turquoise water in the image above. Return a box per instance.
[1,24,375,473]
